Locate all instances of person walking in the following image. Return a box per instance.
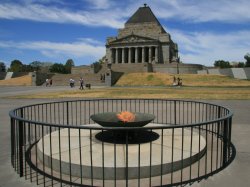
[49,79,52,86]
[45,78,49,87]
[79,77,84,90]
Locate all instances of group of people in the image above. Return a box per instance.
[69,77,85,89]
[172,76,182,86]
[47,75,182,88]
[45,79,52,87]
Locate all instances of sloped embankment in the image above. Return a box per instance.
[0,75,32,86]
[116,73,250,87]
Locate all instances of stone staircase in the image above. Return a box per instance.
[50,73,106,86]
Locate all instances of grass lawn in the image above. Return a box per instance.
[7,86,250,100]
[5,73,250,100]
[116,73,250,87]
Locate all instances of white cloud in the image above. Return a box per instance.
[1,1,250,67]
[0,39,106,60]
[1,30,249,67]
[77,38,104,45]
[0,2,124,28]
[83,0,112,10]
[168,29,250,66]
[151,0,250,23]
[0,0,250,28]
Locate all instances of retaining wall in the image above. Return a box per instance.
[153,63,204,74]
[110,63,148,73]
[198,67,250,79]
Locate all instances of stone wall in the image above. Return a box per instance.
[232,68,248,79]
[219,69,234,77]
[153,63,204,74]
[118,23,167,40]
[244,68,250,79]
[161,45,170,63]
[110,63,148,73]
[70,62,204,82]
[105,70,124,86]
[28,72,54,86]
[207,69,220,75]
[197,67,250,79]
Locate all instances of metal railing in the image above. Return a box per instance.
[9,99,236,187]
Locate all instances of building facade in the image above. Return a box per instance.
[106,4,179,65]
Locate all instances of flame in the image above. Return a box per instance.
[117,111,135,123]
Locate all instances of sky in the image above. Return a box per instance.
[0,0,250,67]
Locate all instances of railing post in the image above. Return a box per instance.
[223,118,228,166]
[19,108,24,177]
[228,117,232,160]
[217,107,221,136]
[66,101,69,125]
[10,118,15,166]
[174,100,177,125]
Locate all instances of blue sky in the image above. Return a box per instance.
[0,0,250,67]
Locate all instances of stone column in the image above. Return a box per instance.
[149,47,152,63]
[115,48,119,64]
[142,47,145,63]
[122,48,125,64]
[112,48,115,63]
[128,47,131,63]
[155,46,158,63]
[135,47,138,63]
[110,48,113,63]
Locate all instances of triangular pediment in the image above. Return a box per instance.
[109,34,158,44]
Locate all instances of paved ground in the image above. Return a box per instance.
[0,86,249,187]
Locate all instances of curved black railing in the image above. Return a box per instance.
[10,99,235,187]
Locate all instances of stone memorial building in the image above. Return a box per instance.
[72,4,203,77]
[106,4,179,65]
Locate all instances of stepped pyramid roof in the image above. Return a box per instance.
[126,4,161,25]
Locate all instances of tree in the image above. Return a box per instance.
[0,62,6,72]
[9,59,23,72]
[30,61,53,67]
[22,64,35,72]
[65,59,75,74]
[244,53,250,67]
[30,61,54,72]
[237,62,245,68]
[30,61,43,70]
[214,60,231,68]
[49,63,67,74]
